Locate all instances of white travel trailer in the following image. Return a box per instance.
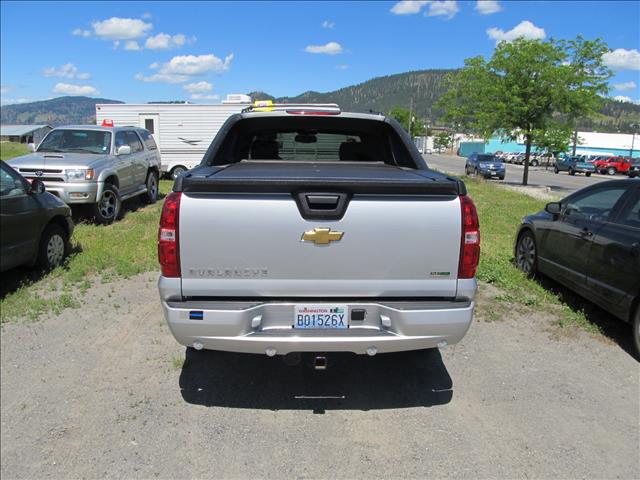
[95,94,252,178]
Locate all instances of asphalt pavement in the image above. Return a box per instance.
[425,154,614,196]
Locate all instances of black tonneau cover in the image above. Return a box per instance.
[175,161,465,196]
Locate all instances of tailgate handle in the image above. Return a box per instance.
[306,194,340,210]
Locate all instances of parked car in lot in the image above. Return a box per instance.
[627,160,640,178]
[7,125,161,224]
[554,156,595,176]
[514,179,640,353]
[158,104,480,360]
[465,153,505,180]
[0,162,73,272]
[593,156,633,175]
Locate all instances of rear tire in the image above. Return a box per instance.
[36,224,68,270]
[569,168,575,176]
[585,172,591,177]
[92,183,121,225]
[170,166,187,180]
[143,170,159,204]
[515,230,537,277]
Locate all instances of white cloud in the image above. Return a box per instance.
[141,12,152,19]
[305,41,343,55]
[613,95,632,103]
[426,1,459,19]
[321,20,335,29]
[390,1,428,14]
[72,28,91,37]
[124,40,142,51]
[145,33,192,50]
[0,85,9,94]
[336,64,349,70]
[53,83,100,96]
[191,93,220,100]
[183,81,213,93]
[43,63,91,80]
[113,41,120,49]
[91,17,152,40]
[487,20,546,43]
[134,72,189,84]
[613,81,637,91]
[135,53,233,83]
[475,0,502,15]
[602,48,640,71]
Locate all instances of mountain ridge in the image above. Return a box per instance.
[2,70,638,133]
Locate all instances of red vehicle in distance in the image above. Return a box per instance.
[592,156,633,175]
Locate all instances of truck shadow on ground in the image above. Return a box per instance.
[179,348,453,411]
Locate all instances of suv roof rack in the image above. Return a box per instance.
[241,100,341,115]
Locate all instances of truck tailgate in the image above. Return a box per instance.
[178,162,462,298]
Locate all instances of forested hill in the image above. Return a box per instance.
[0,96,122,126]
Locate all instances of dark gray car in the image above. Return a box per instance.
[0,162,74,272]
[514,179,640,353]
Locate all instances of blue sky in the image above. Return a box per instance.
[1,1,639,105]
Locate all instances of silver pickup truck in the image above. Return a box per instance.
[8,125,161,224]
[158,105,480,359]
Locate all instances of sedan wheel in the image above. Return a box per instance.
[516,231,537,277]
[37,224,68,270]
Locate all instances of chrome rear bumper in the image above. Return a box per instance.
[160,296,475,355]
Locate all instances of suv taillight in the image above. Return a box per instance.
[458,195,480,279]
[158,192,182,277]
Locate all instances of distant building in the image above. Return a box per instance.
[0,124,52,144]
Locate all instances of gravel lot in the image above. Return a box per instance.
[1,273,638,479]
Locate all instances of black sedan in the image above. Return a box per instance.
[514,179,640,353]
[0,162,74,272]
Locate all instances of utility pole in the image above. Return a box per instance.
[630,124,638,157]
[571,130,578,156]
[408,98,413,138]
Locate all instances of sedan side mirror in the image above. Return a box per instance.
[116,145,131,156]
[28,143,36,153]
[545,202,562,215]
[29,178,46,195]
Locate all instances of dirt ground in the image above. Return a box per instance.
[1,273,638,479]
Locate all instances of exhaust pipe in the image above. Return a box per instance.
[314,356,327,370]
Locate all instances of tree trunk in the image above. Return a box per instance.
[522,134,532,186]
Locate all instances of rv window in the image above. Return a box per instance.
[144,119,155,134]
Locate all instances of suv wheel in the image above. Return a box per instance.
[585,172,591,177]
[569,167,575,176]
[530,159,539,167]
[37,224,68,270]
[93,184,121,225]
[144,170,159,204]
[607,167,617,175]
[515,230,537,277]
[170,166,186,180]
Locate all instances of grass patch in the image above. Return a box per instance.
[0,142,29,161]
[0,180,173,323]
[464,177,592,330]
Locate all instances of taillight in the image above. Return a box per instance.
[158,192,182,277]
[458,195,480,279]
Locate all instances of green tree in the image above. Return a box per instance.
[438,36,611,185]
[390,106,426,137]
[433,131,452,152]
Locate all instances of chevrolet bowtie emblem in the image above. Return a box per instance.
[301,227,344,245]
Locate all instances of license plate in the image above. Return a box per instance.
[293,304,348,329]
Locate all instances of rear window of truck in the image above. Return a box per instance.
[207,116,419,168]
